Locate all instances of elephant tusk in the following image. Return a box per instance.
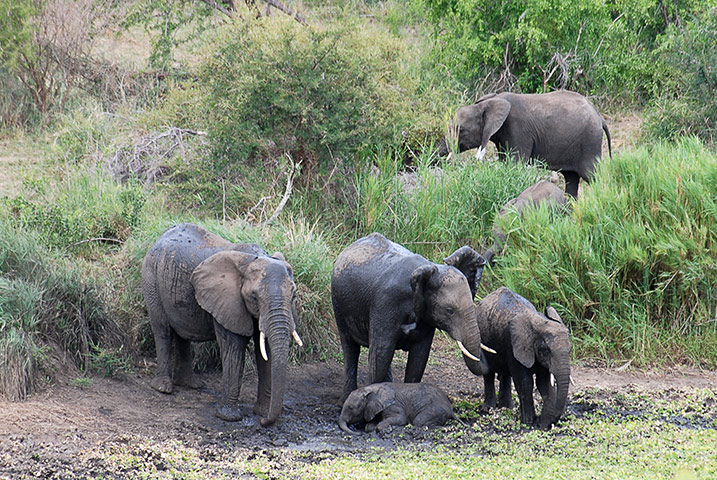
[481,343,497,354]
[292,330,304,347]
[550,373,556,387]
[457,341,480,362]
[476,146,487,161]
[570,375,576,386]
[259,331,268,362]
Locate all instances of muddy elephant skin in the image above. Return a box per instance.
[464,287,572,428]
[332,232,489,402]
[141,223,302,426]
[338,382,454,433]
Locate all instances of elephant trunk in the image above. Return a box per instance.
[437,137,449,157]
[454,306,491,376]
[338,416,360,435]
[539,357,570,428]
[260,313,291,427]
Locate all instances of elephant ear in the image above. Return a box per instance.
[443,246,486,299]
[479,98,511,152]
[509,317,536,369]
[191,251,257,337]
[411,264,438,320]
[545,306,564,325]
[271,251,294,278]
[364,385,396,422]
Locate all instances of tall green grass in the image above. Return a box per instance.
[496,137,717,366]
[0,219,126,399]
[355,150,549,259]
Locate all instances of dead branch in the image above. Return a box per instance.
[264,153,300,226]
[264,0,307,25]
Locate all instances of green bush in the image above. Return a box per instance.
[0,219,126,399]
[644,8,717,145]
[355,150,549,259]
[495,138,717,366]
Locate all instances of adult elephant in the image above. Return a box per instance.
[438,90,612,198]
[142,223,302,426]
[332,232,493,402]
[463,287,572,428]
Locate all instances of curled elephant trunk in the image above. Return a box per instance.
[338,417,360,435]
[539,360,570,428]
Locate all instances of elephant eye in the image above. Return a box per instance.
[445,307,455,316]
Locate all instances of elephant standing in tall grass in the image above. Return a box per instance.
[142,223,302,426]
[438,90,612,198]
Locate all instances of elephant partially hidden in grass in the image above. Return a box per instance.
[438,90,612,198]
[463,287,572,428]
[338,382,454,433]
[483,179,567,265]
[142,223,302,426]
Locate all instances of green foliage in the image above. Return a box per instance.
[494,138,717,365]
[355,150,548,259]
[0,219,126,399]
[3,169,146,250]
[644,8,717,145]
[416,0,706,100]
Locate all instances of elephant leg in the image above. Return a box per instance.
[482,373,497,409]
[214,321,249,422]
[563,171,580,199]
[148,306,174,394]
[375,405,407,432]
[338,332,361,403]
[367,337,396,386]
[512,368,536,425]
[535,369,554,405]
[497,374,514,409]
[253,331,271,417]
[413,409,448,428]
[172,336,201,389]
[404,329,435,383]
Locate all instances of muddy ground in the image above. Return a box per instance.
[1,338,715,479]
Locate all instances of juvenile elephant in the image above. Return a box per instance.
[332,233,492,402]
[438,90,612,198]
[483,179,567,265]
[463,287,572,428]
[338,382,454,433]
[141,223,302,426]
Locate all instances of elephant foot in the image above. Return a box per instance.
[215,404,244,422]
[150,376,174,394]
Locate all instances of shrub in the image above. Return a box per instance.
[0,219,126,399]
[643,8,717,146]
[355,149,549,260]
[495,138,717,366]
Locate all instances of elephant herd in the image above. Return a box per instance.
[141,90,612,432]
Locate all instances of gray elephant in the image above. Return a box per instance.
[438,90,612,198]
[338,382,454,433]
[141,223,302,426]
[483,179,567,265]
[463,287,572,428]
[332,232,493,402]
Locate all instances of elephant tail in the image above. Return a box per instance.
[602,118,612,159]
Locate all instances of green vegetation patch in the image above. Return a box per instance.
[495,138,717,365]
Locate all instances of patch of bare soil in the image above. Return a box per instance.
[1,337,715,479]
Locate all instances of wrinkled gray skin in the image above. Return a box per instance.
[142,223,300,427]
[332,233,488,402]
[464,287,572,428]
[438,90,612,198]
[483,180,567,265]
[338,382,454,434]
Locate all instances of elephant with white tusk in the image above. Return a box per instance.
[438,90,612,198]
[142,223,302,427]
[332,233,492,402]
[463,287,572,428]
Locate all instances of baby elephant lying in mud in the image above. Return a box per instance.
[338,382,454,434]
